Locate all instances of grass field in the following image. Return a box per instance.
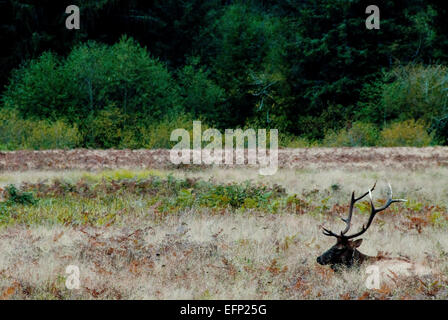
[0,148,447,299]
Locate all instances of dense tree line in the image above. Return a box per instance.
[1,0,447,148]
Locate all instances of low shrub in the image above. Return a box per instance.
[380,119,434,147]
[279,134,318,148]
[0,109,81,150]
[84,107,127,148]
[5,185,37,205]
[322,122,379,147]
[139,114,209,149]
[24,120,81,150]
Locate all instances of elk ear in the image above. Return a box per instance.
[351,239,363,248]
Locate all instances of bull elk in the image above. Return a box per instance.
[317,183,433,280]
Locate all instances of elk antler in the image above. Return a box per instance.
[344,183,406,239]
[340,182,376,236]
[322,182,376,238]
[322,182,405,239]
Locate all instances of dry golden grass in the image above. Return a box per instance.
[0,208,446,299]
[0,165,447,299]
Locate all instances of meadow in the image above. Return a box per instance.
[0,148,447,299]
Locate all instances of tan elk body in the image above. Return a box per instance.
[316,183,434,283]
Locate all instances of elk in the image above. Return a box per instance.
[316,183,433,279]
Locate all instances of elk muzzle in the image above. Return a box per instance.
[316,249,334,265]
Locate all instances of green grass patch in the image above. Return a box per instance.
[0,174,445,230]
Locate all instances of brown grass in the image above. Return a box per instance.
[0,149,447,300]
[0,208,446,299]
[1,147,448,171]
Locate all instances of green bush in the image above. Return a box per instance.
[382,65,448,123]
[85,107,127,148]
[23,120,81,150]
[2,52,66,120]
[0,110,81,150]
[322,122,379,147]
[177,58,225,126]
[2,36,188,149]
[279,134,317,148]
[3,36,182,125]
[140,114,208,149]
[380,119,434,147]
[5,185,37,205]
[0,109,27,150]
[197,182,279,209]
[358,64,448,143]
[81,110,203,150]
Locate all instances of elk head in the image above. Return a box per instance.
[316,183,406,270]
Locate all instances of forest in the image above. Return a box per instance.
[1,0,447,149]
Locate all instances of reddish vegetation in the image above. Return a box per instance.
[0,147,447,171]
